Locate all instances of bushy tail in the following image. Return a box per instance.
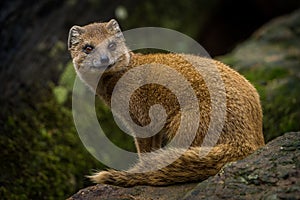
[89,144,253,187]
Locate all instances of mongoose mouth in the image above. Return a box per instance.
[91,62,115,71]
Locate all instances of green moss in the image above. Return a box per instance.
[53,86,68,104]
[1,86,103,199]
[0,60,136,199]
[59,62,76,91]
[242,67,289,82]
[239,66,300,142]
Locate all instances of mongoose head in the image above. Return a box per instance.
[68,19,130,75]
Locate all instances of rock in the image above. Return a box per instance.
[68,183,197,200]
[184,132,300,200]
[68,132,300,200]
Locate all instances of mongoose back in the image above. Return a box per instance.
[68,19,265,187]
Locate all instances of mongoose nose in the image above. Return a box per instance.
[100,55,109,64]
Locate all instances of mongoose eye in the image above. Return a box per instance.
[83,45,94,54]
[108,42,117,51]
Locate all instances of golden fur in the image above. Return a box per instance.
[68,19,265,187]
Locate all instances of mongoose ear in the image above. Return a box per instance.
[68,25,85,50]
[106,19,124,39]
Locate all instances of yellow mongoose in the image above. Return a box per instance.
[68,19,265,187]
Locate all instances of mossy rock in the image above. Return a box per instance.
[0,94,104,199]
[219,9,300,142]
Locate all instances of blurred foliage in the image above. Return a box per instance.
[0,92,103,199]
[117,0,218,39]
[242,67,300,142]
[0,59,136,199]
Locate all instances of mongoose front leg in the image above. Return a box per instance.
[151,133,163,150]
[135,137,153,155]
[135,132,163,156]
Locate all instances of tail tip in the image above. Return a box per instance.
[87,171,112,184]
